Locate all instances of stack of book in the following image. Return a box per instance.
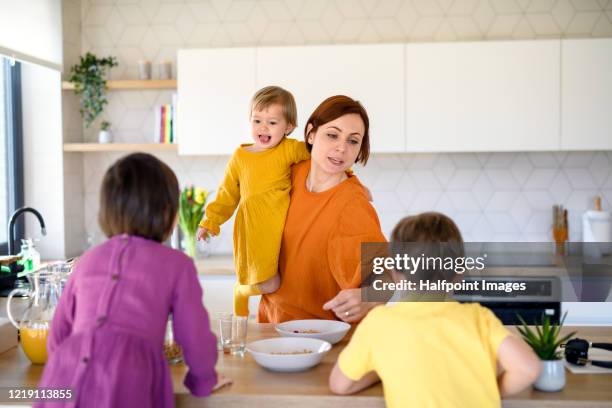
[154,93,177,143]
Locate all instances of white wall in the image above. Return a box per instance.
[21,62,65,259]
[0,0,63,70]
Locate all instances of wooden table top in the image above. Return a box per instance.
[0,324,611,407]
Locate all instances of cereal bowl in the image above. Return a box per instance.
[275,319,351,345]
[246,337,331,372]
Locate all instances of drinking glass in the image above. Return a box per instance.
[216,312,233,354]
[215,313,248,356]
[230,316,248,356]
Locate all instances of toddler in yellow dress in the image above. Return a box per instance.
[197,86,310,316]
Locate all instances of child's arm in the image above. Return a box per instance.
[285,139,310,164]
[172,261,219,396]
[199,153,241,237]
[497,335,542,397]
[329,362,379,395]
[329,310,380,395]
[48,274,77,355]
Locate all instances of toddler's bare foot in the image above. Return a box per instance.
[258,274,281,294]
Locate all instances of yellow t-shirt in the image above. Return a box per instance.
[338,302,511,408]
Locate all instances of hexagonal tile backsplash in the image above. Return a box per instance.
[63,0,612,255]
[80,150,612,255]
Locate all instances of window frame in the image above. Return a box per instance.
[1,58,24,255]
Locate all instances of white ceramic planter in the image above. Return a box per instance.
[534,359,565,392]
[98,130,112,143]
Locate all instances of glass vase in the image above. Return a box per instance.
[182,231,197,258]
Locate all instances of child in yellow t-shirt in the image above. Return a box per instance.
[197,86,309,316]
[329,212,542,408]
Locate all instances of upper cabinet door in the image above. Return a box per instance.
[177,48,255,155]
[256,44,405,153]
[562,39,612,151]
[405,40,561,153]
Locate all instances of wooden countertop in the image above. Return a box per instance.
[0,324,610,407]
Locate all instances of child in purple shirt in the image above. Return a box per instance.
[35,153,221,407]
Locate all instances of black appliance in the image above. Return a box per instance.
[453,276,561,325]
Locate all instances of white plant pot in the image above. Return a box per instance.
[534,359,565,392]
[98,130,113,144]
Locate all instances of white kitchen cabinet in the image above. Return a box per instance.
[561,39,612,151]
[199,275,260,315]
[177,48,256,155]
[405,40,561,152]
[256,44,405,153]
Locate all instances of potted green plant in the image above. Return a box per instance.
[178,186,209,258]
[517,312,576,392]
[98,121,112,144]
[68,52,118,143]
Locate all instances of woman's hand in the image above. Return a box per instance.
[197,227,211,241]
[322,289,382,323]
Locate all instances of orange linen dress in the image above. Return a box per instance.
[258,160,386,323]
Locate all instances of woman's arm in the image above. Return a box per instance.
[497,335,542,396]
[325,196,387,322]
[329,362,380,395]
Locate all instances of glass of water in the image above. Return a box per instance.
[213,312,233,353]
[230,316,248,356]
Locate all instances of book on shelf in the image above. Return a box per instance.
[154,93,178,144]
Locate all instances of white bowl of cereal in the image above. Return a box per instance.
[275,319,351,345]
[246,337,331,372]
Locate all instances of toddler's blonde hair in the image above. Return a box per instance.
[251,86,298,134]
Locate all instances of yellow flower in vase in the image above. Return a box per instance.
[194,188,207,205]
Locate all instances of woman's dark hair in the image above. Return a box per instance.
[304,95,370,165]
[99,153,179,242]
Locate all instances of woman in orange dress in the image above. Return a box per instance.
[258,95,386,324]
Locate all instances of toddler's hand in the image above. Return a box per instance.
[197,227,211,241]
[212,374,233,392]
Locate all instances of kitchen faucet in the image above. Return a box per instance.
[7,207,47,256]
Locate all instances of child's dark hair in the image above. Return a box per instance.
[391,212,464,244]
[99,153,179,242]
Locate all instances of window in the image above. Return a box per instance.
[0,59,6,245]
[1,56,24,254]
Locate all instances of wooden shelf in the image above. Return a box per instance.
[62,79,177,91]
[63,143,178,152]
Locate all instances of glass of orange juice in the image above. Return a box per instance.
[7,267,60,365]
[19,321,50,364]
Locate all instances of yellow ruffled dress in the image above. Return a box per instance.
[200,138,310,312]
